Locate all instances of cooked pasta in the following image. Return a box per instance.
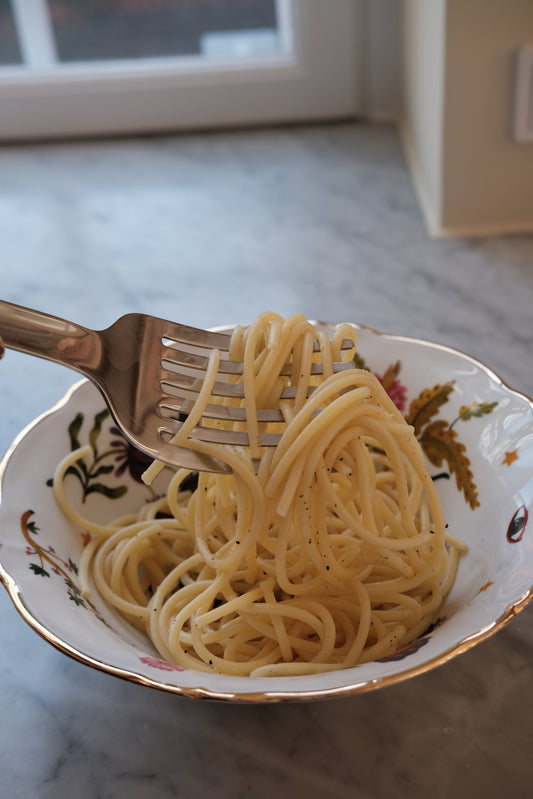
[54,312,462,676]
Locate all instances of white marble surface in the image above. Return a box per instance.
[1,122,532,798]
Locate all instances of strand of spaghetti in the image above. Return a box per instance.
[239,312,285,458]
[341,577,375,666]
[233,615,321,660]
[91,519,185,614]
[275,598,340,663]
[291,329,316,411]
[316,447,437,551]
[240,319,263,459]
[165,574,238,668]
[349,416,442,548]
[265,382,369,496]
[269,388,374,515]
[188,624,282,676]
[78,535,99,598]
[363,559,442,599]
[267,372,376,476]
[53,446,121,537]
[253,314,313,401]
[331,323,357,362]
[312,329,335,379]
[245,591,367,676]
[261,579,292,661]
[357,624,407,664]
[147,552,205,659]
[242,601,329,646]
[273,509,327,596]
[166,469,196,526]
[173,439,267,574]
[195,584,265,627]
[110,526,167,605]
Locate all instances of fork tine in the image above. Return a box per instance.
[161,346,356,378]
[160,374,327,401]
[161,374,245,399]
[157,320,231,351]
[159,400,284,424]
[159,425,281,448]
[161,345,243,375]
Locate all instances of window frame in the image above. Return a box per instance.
[0,0,360,140]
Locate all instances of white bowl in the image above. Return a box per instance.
[1,324,532,702]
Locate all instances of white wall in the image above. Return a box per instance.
[358,0,403,121]
[401,0,533,236]
[400,0,447,233]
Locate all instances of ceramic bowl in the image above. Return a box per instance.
[1,324,532,702]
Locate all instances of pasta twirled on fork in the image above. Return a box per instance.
[54,313,462,676]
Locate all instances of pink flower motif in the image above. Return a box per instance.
[375,373,408,414]
[140,655,186,672]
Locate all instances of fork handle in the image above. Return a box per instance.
[0,300,100,376]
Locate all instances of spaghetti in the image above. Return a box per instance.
[54,313,462,676]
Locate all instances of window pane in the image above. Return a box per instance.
[0,0,22,64]
[48,0,281,63]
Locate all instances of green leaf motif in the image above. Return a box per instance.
[457,401,498,423]
[353,352,370,371]
[68,558,79,575]
[65,578,85,606]
[68,413,84,451]
[27,521,39,535]
[69,594,87,607]
[89,409,110,454]
[85,483,128,500]
[65,463,84,482]
[29,563,50,577]
[74,458,89,480]
[65,579,88,607]
[47,411,131,503]
[92,464,115,478]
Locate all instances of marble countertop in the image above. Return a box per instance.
[1,122,532,798]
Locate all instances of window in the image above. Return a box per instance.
[48,0,282,63]
[0,0,360,139]
[0,0,21,64]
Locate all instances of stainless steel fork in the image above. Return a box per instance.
[0,300,354,473]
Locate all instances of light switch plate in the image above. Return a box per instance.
[514,46,533,143]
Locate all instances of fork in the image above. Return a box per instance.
[0,300,355,473]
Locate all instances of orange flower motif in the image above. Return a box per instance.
[502,450,519,467]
